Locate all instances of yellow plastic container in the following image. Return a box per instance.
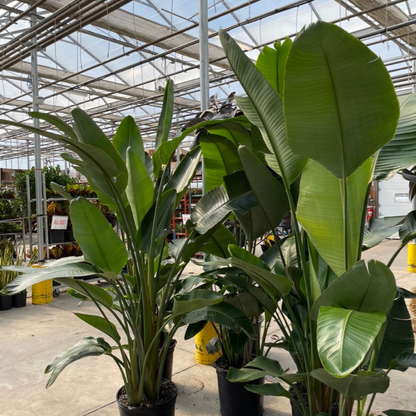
[195,322,221,365]
[408,243,416,273]
[31,265,53,305]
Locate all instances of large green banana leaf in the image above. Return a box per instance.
[155,79,174,150]
[311,260,397,322]
[45,337,112,388]
[181,301,256,338]
[317,306,386,376]
[239,145,289,233]
[1,262,101,295]
[199,135,242,192]
[126,148,154,228]
[219,29,307,185]
[75,313,121,342]
[137,189,176,253]
[172,289,223,318]
[165,146,202,205]
[297,159,372,275]
[191,178,257,234]
[255,38,292,96]
[70,197,127,274]
[376,295,415,370]
[229,244,293,298]
[113,115,145,163]
[71,108,128,192]
[205,119,252,147]
[374,93,416,181]
[362,216,405,251]
[285,21,399,180]
[310,368,389,400]
[0,114,122,211]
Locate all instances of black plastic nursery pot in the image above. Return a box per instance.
[12,290,27,308]
[289,385,339,416]
[213,357,264,416]
[116,381,177,416]
[162,339,177,381]
[48,230,65,244]
[0,294,12,311]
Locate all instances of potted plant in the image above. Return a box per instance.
[0,239,25,309]
[183,22,416,416]
[0,80,233,415]
[176,260,270,416]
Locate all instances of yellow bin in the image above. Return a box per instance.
[408,243,416,273]
[31,265,53,305]
[195,322,221,365]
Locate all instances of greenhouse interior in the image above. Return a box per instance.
[1,1,416,415]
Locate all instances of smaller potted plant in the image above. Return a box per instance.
[0,239,25,309]
[178,265,273,416]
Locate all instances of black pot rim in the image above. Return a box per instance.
[116,380,178,411]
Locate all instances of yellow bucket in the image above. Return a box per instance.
[195,322,221,365]
[408,243,416,273]
[31,265,53,305]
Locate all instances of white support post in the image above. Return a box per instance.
[30,11,44,261]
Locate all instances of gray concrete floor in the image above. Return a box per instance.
[0,239,415,415]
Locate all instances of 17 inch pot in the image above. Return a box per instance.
[116,380,177,416]
[213,357,264,416]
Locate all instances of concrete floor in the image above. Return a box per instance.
[0,239,415,415]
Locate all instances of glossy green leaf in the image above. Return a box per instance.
[30,111,77,139]
[317,306,386,376]
[297,159,372,275]
[56,278,114,308]
[200,135,242,192]
[310,368,389,400]
[245,382,291,398]
[362,216,405,250]
[384,411,416,416]
[173,289,223,317]
[285,21,399,179]
[45,337,112,388]
[311,260,397,321]
[70,198,128,274]
[229,245,293,298]
[155,79,174,150]
[165,146,202,205]
[399,211,416,245]
[219,29,307,185]
[205,119,253,148]
[75,313,120,342]
[126,147,154,228]
[191,184,256,235]
[137,189,176,252]
[256,38,292,96]
[239,145,289,232]
[71,108,128,190]
[50,182,73,200]
[2,263,100,295]
[224,274,277,316]
[374,93,416,181]
[182,301,256,338]
[377,296,415,370]
[228,355,287,380]
[197,224,236,258]
[113,115,145,163]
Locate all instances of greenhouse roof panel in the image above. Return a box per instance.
[0,0,415,165]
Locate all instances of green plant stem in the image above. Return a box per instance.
[387,242,406,268]
[364,394,377,416]
[342,174,349,272]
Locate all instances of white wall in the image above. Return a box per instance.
[378,174,412,218]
